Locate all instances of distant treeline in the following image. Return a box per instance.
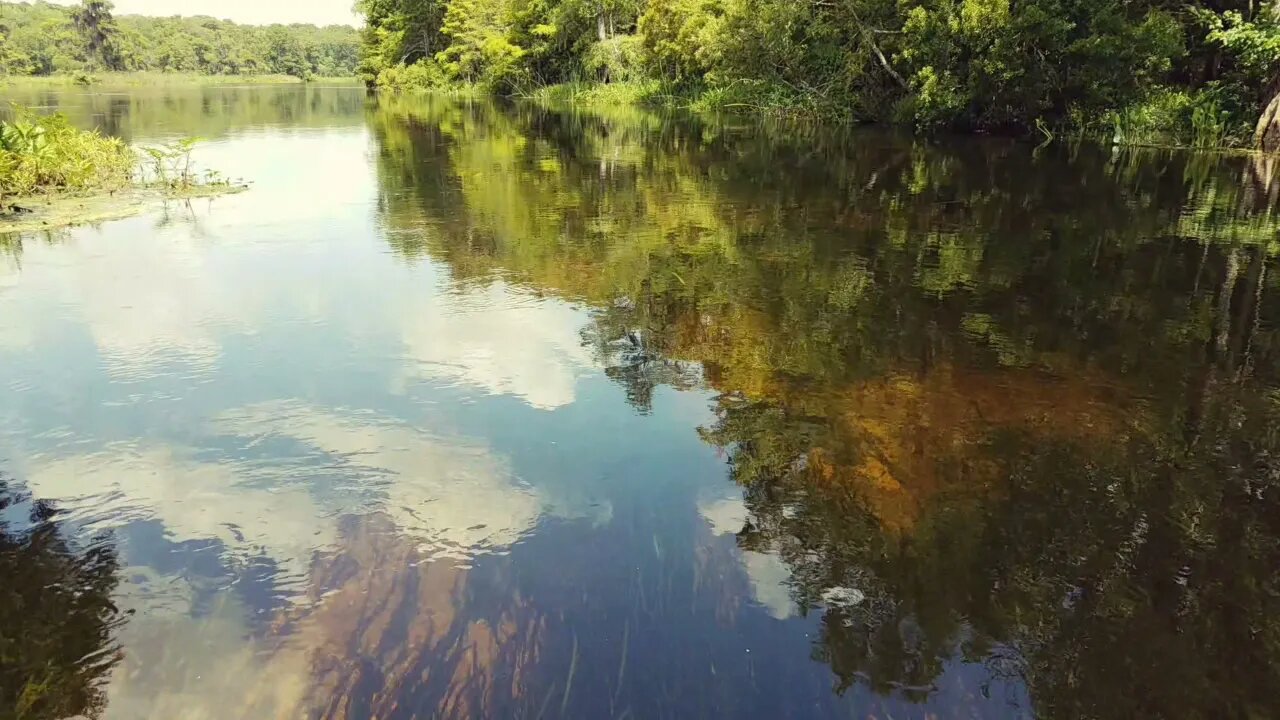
[0,1,359,78]
[356,0,1280,148]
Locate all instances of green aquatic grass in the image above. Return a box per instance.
[306,76,363,86]
[527,81,669,106]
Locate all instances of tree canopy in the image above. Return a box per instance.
[356,0,1280,145]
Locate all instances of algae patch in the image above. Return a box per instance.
[0,185,246,235]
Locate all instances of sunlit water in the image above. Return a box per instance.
[2,85,1279,719]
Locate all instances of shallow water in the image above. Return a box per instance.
[2,85,1279,719]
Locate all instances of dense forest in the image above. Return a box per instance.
[356,0,1280,147]
[0,1,359,78]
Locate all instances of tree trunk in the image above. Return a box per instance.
[1257,1,1280,152]
[1256,73,1280,153]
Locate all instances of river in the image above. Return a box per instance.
[1,84,1278,719]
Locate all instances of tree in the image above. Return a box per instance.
[69,0,121,70]
[265,27,311,79]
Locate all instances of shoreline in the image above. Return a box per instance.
[370,81,1280,156]
[0,73,361,89]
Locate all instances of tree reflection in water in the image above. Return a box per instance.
[368,97,1280,718]
[0,477,124,720]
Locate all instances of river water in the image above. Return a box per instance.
[1,84,1278,719]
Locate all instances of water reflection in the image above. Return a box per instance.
[0,477,123,719]
[0,84,367,141]
[396,278,598,410]
[0,86,1278,719]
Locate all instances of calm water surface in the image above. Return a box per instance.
[1,85,1279,719]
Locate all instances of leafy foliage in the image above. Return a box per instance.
[0,111,132,203]
[357,0,1280,144]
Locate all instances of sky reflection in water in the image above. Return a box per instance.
[1,85,1278,719]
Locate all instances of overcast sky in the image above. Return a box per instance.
[49,0,361,27]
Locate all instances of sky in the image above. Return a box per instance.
[49,0,361,27]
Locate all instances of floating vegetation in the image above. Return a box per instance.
[0,110,245,233]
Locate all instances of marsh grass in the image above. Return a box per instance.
[0,110,245,232]
[0,111,133,209]
[525,80,687,110]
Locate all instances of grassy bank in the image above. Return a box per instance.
[0,73,359,89]
[1,112,243,233]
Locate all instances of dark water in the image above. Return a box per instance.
[2,85,1279,720]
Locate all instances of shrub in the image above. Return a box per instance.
[1096,86,1253,147]
[583,34,645,83]
[376,59,449,92]
[0,112,133,204]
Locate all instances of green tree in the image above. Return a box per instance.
[69,0,120,70]
[265,27,311,79]
[436,0,526,88]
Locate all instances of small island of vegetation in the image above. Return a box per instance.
[0,111,244,233]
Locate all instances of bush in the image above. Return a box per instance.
[376,59,449,92]
[0,112,133,203]
[1096,86,1253,147]
[583,34,645,83]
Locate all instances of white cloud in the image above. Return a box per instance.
[398,279,598,410]
[18,398,559,584]
[103,589,312,720]
[25,445,333,584]
[18,401,580,717]
[699,493,796,620]
[213,400,546,562]
[0,224,248,382]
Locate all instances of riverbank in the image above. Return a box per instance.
[406,80,1275,153]
[0,73,360,89]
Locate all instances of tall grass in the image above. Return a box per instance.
[525,78,879,122]
[0,112,133,207]
[1096,88,1253,149]
[525,80,679,108]
[0,111,242,216]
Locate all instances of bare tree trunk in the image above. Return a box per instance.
[1256,73,1280,153]
[1257,1,1280,151]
